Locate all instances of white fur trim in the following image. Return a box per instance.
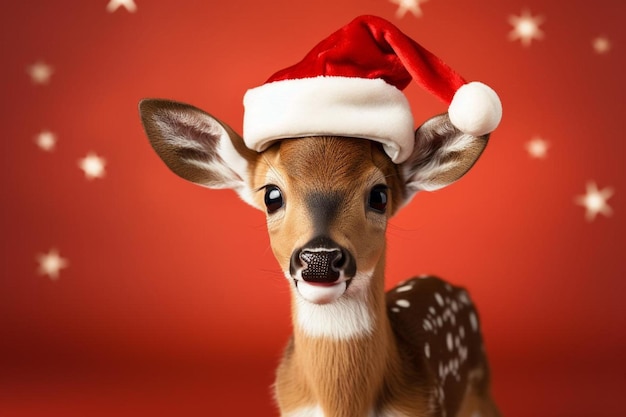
[448,81,502,137]
[243,76,415,163]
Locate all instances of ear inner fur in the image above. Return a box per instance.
[138,99,260,206]
[400,113,489,201]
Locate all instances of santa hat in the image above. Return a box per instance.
[243,15,502,163]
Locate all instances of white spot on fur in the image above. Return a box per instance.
[469,311,478,331]
[396,299,410,308]
[442,308,453,323]
[391,307,400,313]
[460,346,469,362]
[447,333,454,351]
[424,342,431,358]
[458,291,471,305]
[435,292,444,306]
[395,284,413,293]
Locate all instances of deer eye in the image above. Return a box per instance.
[264,185,284,214]
[368,185,388,214]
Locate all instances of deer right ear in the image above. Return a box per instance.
[139,99,259,206]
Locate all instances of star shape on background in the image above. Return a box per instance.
[37,249,68,280]
[525,137,549,159]
[575,182,614,222]
[35,130,57,151]
[106,0,137,13]
[592,36,611,54]
[27,61,54,84]
[79,152,107,180]
[390,0,427,18]
[509,10,544,47]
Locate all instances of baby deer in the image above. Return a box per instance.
[139,14,502,417]
[139,100,500,417]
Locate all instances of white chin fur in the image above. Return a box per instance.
[296,280,347,305]
[292,271,374,339]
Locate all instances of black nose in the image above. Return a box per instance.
[299,249,344,282]
[290,237,356,283]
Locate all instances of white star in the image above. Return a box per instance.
[525,137,549,159]
[79,152,107,180]
[509,10,544,47]
[592,36,611,54]
[37,249,68,280]
[27,61,54,85]
[35,130,57,151]
[106,0,137,13]
[575,182,614,222]
[390,0,427,18]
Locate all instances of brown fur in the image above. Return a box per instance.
[249,138,400,276]
[138,100,499,417]
[275,259,432,417]
[252,138,496,416]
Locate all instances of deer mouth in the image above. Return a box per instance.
[294,278,352,305]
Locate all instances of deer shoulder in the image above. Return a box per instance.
[387,276,495,417]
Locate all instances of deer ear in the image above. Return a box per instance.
[400,113,489,203]
[139,99,258,206]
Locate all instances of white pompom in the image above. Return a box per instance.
[448,82,502,136]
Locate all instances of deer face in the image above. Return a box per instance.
[139,99,488,307]
[248,137,402,305]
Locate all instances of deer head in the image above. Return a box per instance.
[139,99,488,309]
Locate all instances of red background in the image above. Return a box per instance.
[2,0,625,415]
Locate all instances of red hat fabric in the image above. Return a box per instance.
[243,15,502,163]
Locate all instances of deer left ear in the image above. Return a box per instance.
[400,113,489,203]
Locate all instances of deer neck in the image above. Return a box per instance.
[277,253,400,417]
